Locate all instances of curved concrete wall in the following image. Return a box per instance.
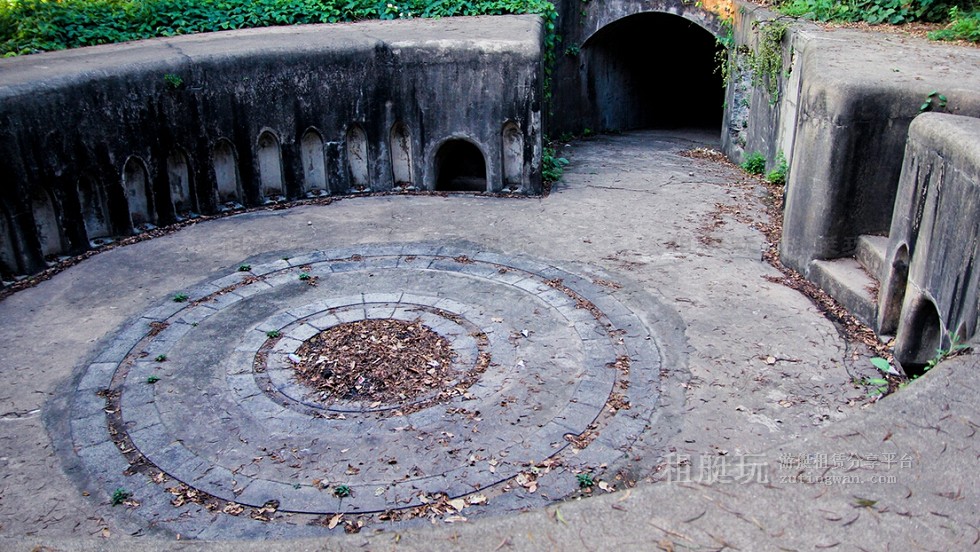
[0,16,543,279]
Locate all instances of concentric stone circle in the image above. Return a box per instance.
[67,243,669,537]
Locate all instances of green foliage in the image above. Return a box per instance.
[0,0,560,57]
[163,72,182,89]
[266,329,281,338]
[765,151,788,185]
[298,272,312,280]
[929,6,980,42]
[923,331,970,373]
[111,487,131,506]
[172,293,188,302]
[238,263,251,272]
[146,374,161,384]
[741,151,766,175]
[776,0,975,24]
[333,484,352,498]
[746,19,788,102]
[862,376,890,396]
[154,354,167,362]
[919,90,948,113]
[541,146,568,183]
[576,472,595,488]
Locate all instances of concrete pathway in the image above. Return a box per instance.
[2,131,974,549]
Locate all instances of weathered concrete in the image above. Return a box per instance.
[0,131,899,546]
[0,16,543,278]
[880,114,980,367]
[770,15,980,270]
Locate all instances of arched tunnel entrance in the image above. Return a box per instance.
[582,12,725,131]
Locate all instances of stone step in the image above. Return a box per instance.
[856,234,888,281]
[809,258,879,328]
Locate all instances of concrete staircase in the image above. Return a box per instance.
[808,235,888,330]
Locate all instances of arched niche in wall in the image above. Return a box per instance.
[77,172,114,243]
[122,156,155,230]
[212,139,242,208]
[0,205,19,277]
[301,129,327,196]
[501,121,524,190]
[256,130,284,201]
[167,149,194,217]
[390,123,413,188]
[895,296,943,375]
[346,125,370,191]
[435,139,487,192]
[31,187,64,257]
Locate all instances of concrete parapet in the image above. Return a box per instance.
[0,16,543,279]
[880,114,980,367]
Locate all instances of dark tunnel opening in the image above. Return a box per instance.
[582,12,725,131]
[435,140,487,192]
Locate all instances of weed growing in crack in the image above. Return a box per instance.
[333,484,352,498]
[173,293,189,303]
[576,472,595,488]
[111,488,131,506]
[154,354,167,362]
[741,152,766,175]
[238,264,252,272]
[266,330,282,338]
[146,375,161,384]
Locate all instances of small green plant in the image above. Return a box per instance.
[919,90,949,113]
[741,152,766,175]
[163,73,183,90]
[765,152,788,185]
[173,293,188,303]
[746,19,788,102]
[929,7,980,43]
[298,272,312,281]
[333,484,352,498]
[924,331,971,373]
[111,487,131,506]
[154,354,167,362]
[576,472,595,488]
[238,264,251,272]
[862,376,890,396]
[582,128,594,137]
[542,147,569,183]
[266,330,281,338]
[146,375,161,384]
[564,45,580,56]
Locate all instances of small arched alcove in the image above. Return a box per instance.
[582,12,725,130]
[346,125,370,191]
[390,123,414,187]
[501,121,524,190]
[895,296,943,376]
[301,129,327,196]
[122,156,155,230]
[31,188,64,257]
[167,149,194,217]
[77,172,114,242]
[435,139,487,192]
[212,139,242,207]
[878,243,910,335]
[256,131,284,200]
[0,205,17,277]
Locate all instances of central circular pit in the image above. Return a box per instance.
[66,243,674,538]
[293,318,457,404]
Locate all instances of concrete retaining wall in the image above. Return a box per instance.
[879,114,980,366]
[0,16,543,280]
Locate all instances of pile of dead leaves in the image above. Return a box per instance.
[293,318,456,403]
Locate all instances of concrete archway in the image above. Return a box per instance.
[580,12,725,131]
[435,139,487,192]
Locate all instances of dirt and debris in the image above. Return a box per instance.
[292,318,456,403]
